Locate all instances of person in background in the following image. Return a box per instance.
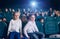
[7,12,22,39]
[52,10,60,17]
[48,8,53,16]
[26,13,30,20]
[3,18,6,20]
[2,17,8,39]
[9,8,12,12]
[0,18,2,22]
[4,8,12,25]
[27,8,30,13]
[0,18,7,39]
[21,14,28,39]
[24,14,44,39]
[35,13,40,21]
[2,17,7,25]
[17,8,20,13]
[9,8,13,18]
[51,10,56,17]
[11,9,15,14]
[40,18,45,33]
[0,9,4,19]
[40,18,44,24]
[44,11,48,19]
[23,9,26,14]
[21,14,27,31]
[36,18,45,35]
[56,10,60,17]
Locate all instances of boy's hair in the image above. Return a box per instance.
[29,14,35,17]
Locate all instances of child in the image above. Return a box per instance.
[24,14,44,39]
[8,12,22,39]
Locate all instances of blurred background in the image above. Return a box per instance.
[0,0,60,9]
[0,0,60,39]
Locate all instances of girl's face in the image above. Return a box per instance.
[14,13,20,20]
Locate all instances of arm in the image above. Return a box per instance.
[7,20,12,35]
[20,20,22,35]
[24,22,29,38]
[34,23,39,32]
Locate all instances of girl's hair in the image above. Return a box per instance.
[13,11,20,16]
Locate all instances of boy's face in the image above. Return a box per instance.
[30,15,35,21]
[14,12,20,19]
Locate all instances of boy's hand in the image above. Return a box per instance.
[20,35,23,38]
[27,36,30,39]
[7,32,9,36]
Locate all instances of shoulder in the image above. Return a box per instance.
[18,19,22,23]
[10,19,14,22]
[19,19,21,21]
[27,21,32,24]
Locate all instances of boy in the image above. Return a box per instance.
[24,14,44,39]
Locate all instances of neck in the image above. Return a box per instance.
[13,18,19,20]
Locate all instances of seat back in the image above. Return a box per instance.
[45,16,59,35]
[0,22,7,38]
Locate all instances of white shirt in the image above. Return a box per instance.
[8,19,22,35]
[24,21,39,37]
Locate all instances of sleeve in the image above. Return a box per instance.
[7,20,12,35]
[19,20,22,34]
[24,22,30,37]
[34,23,39,32]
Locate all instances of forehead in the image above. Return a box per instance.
[31,15,35,18]
[14,13,20,15]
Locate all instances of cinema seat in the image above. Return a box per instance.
[36,21,44,33]
[45,16,59,35]
[56,16,60,33]
[56,16,60,23]
[46,16,55,21]
[0,21,7,38]
[4,12,12,22]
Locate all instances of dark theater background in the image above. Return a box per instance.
[0,0,60,9]
[0,0,60,39]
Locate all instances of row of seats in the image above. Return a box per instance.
[0,22,7,38]
[0,16,60,38]
[36,16,60,37]
[45,16,59,35]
